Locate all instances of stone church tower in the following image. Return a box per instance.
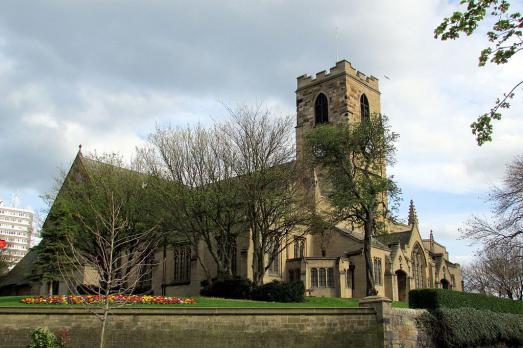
[295,60,381,160]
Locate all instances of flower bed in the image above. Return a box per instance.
[20,295,197,305]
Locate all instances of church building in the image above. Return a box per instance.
[0,60,462,300]
[149,60,463,301]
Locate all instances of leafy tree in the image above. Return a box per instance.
[31,167,80,294]
[305,114,400,296]
[31,200,77,295]
[435,0,523,145]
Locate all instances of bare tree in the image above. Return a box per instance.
[463,243,523,300]
[219,104,312,286]
[138,124,246,282]
[139,104,311,287]
[463,156,523,255]
[56,153,161,348]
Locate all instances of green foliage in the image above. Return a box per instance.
[305,115,400,230]
[409,288,523,315]
[305,115,400,296]
[27,328,64,348]
[251,281,305,303]
[435,0,522,145]
[200,278,254,299]
[434,0,521,66]
[200,280,305,303]
[419,308,523,347]
[32,199,77,285]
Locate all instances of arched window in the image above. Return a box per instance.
[411,244,426,289]
[314,93,329,124]
[360,94,370,121]
[294,237,305,258]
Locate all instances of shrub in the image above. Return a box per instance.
[251,281,305,303]
[27,328,64,348]
[419,307,523,347]
[200,278,305,303]
[200,278,254,299]
[409,288,523,315]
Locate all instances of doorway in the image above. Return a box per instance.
[440,279,450,289]
[396,270,407,302]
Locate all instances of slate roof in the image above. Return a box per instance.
[0,249,38,288]
[334,226,390,250]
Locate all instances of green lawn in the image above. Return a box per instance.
[0,296,407,308]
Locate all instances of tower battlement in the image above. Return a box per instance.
[297,60,379,91]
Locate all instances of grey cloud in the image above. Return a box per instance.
[0,0,369,193]
[0,0,521,203]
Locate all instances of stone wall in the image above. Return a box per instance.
[359,296,433,348]
[0,307,379,348]
[385,308,433,348]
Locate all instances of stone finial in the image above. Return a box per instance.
[430,230,434,252]
[408,200,418,226]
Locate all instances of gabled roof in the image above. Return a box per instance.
[375,230,412,249]
[333,226,390,251]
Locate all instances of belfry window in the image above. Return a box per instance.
[360,94,370,121]
[314,93,329,124]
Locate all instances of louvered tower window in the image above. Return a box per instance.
[314,93,329,124]
[360,94,370,121]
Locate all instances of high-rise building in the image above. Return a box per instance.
[0,200,34,269]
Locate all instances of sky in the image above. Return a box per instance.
[0,0,522,264]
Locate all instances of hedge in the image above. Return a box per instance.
[418,307,523,347]
[251,281,305,303]
[409,289,523,315]
[201,279,305,303]
[200,278,253,300]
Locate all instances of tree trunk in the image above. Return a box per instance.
[364,211,376,296]
[252,250,264,286]
[251,227,265,286]
[99,304,109,348]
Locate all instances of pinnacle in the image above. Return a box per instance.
[408,199,418,226]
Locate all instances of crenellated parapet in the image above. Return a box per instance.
[297,60,379,91]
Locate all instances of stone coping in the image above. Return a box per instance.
[0,306,375,316]
[359,296,392,304]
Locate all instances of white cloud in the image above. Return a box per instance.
[0,0,521,261]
